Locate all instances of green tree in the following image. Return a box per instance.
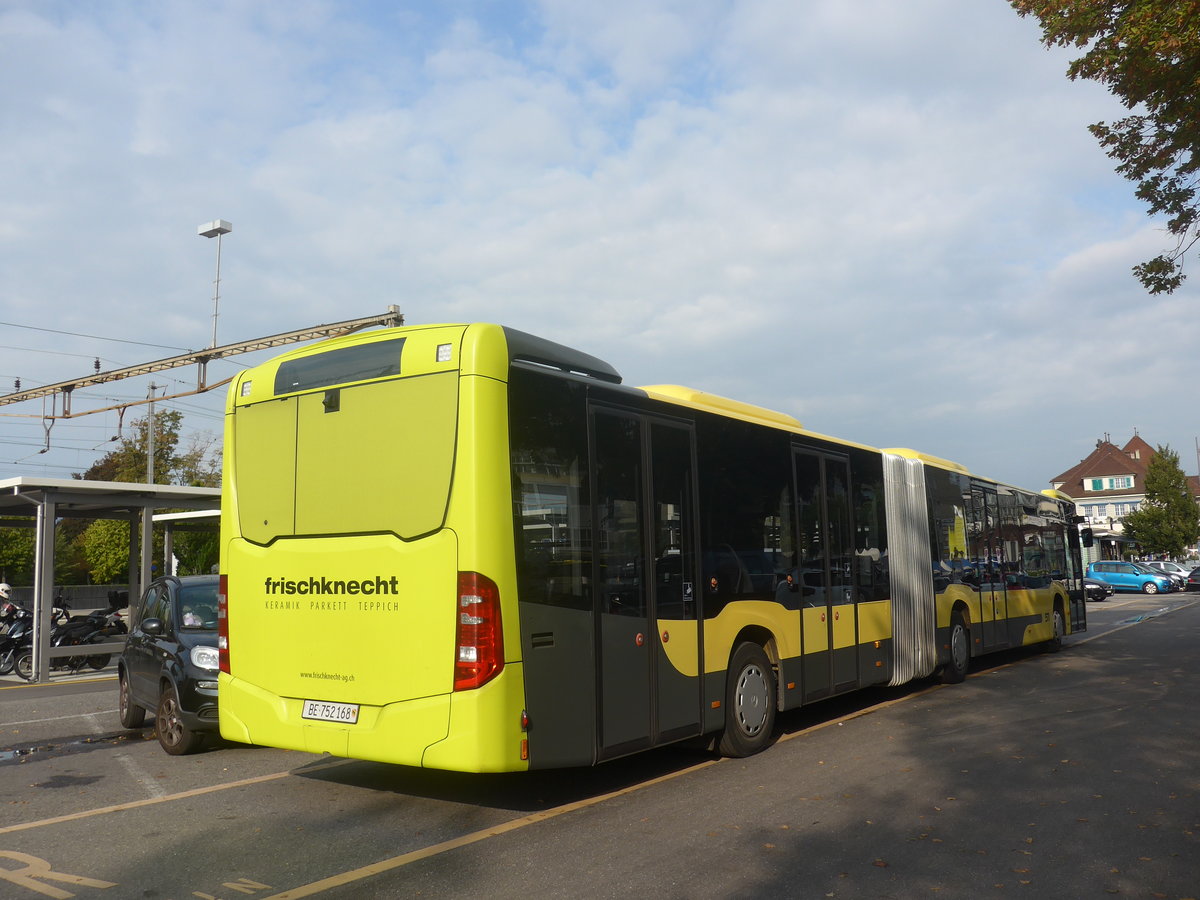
[1122,445,1200,556]
[1011,1,1200,293]
[79,518,133,583]
[76,409,195,485]
[53,528,90,584]
[172,531,220,575]
[72,410,221,582]
[0,521,36,584]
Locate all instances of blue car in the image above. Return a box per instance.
[1086,561,1174,595]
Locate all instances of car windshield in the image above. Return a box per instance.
[177,583,218,631]
[1132,563,1160,576]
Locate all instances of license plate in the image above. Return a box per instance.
[301,699,360,724]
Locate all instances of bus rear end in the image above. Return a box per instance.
[218,323,529,772]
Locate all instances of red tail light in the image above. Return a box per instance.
[217,574,230,674]
[454,572,503,691]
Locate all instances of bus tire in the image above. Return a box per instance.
[1043,607,1065,653]
[941,613,969,684]
[718,642,776,758]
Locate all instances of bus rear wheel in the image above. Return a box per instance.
[1043,607,1064,653]
[941,613,969,684]
[718,642,776,758]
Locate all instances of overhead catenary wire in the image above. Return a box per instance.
[0,308,404,469]
[0,320,190,352]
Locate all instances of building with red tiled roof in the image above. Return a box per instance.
[1051,433,1200,562]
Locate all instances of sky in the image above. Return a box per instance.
[2,0,1198,492]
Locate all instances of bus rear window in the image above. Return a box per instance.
[234,370,459,543]
[274,338,405,394]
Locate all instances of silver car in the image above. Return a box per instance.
[1144,561,1190,589]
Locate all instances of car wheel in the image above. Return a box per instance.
[717,642,776,757]
[941,612,969,684]
[156,683,204,755]
[118,671,146,728]
[1142,581,1159,595]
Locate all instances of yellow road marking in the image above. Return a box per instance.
[0,675,115,691]
[5,601,1192,893]
[0,759,349,836]
[265,681,956,898]
[261,757,723,900]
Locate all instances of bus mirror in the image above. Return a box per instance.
[1081,527,1094,548]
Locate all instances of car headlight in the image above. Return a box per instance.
[191,645,219,671]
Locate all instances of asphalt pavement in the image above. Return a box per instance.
[1,592,1197,899]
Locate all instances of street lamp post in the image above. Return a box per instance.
[198,219,232,348]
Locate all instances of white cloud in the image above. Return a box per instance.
[0,0,1196,490]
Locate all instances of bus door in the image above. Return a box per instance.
[970,485,1009,651]
[1065,514,1087,633]
[794,448,857,702]
[591,407,701,759]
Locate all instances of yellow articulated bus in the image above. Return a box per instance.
[217,322,1085,772]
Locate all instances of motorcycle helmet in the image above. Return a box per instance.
[0,583,10,600]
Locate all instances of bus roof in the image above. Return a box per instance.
[639,384,803,431]
[880,447,971,475]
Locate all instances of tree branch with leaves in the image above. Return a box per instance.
[1012,0,1200,293]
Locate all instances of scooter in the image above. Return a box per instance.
[0,602,33,675]
[82,590,130,669]
[0,598,19,635]
[0,607,31,676]
[52,594,128,670]
[8,591,130,679]
[71,601,129,671]
[6,604,72,680]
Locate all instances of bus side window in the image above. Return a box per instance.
[698,422,793,613]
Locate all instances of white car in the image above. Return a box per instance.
[1144,561,1190,587]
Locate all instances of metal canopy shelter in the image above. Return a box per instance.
[0,477,220,682]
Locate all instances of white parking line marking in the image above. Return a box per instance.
[80,711,167,800]
[3,710,118,727]
[0,760,351,836]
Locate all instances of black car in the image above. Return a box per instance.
[1083,577,1114,602]
[118,575,220,755]
[1188,568,1200,593]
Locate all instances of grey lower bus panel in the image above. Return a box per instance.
[883,454,938,685]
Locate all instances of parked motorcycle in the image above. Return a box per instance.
[7,595,121,681]
[0,600,30,675]
[51,593,129,670]
[78,600,129,670]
